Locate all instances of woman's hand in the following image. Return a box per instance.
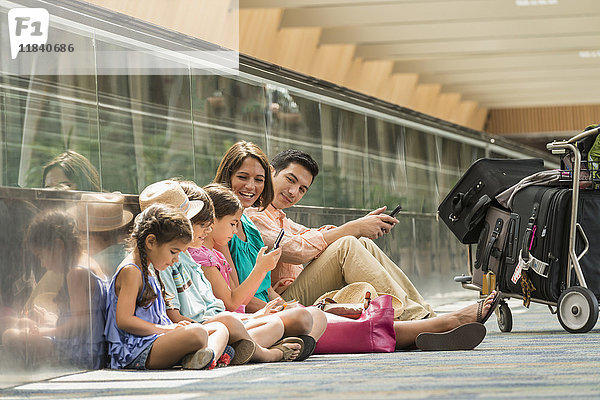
[255,246,281,273]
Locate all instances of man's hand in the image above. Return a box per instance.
[349,207,399,240]
[322,206,399,244]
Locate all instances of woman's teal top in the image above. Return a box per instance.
[228,214,271,302]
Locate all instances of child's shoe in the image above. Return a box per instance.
[216,345,235,368]
[181,348,214,370]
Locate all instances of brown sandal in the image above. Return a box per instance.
[269,337,304,362]
[478,291,501,324]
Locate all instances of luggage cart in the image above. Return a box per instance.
[455,127,600,333]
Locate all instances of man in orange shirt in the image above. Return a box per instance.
[246,150,435,321]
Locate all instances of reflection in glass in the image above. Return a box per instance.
[42,150,101,191]
[192,74,267,132]
[267,89,324,206]
[367,118,407,210]
[97,74,194,193]
[404,128,438,213]
[1,209,107,369]
[192,74,267,186]
[73,192,135,278]
[320,105,367,208]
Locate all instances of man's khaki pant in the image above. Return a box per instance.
[282,236,435,321]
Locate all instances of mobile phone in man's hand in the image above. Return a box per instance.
[389,204,402,218]
[385,204,402,225]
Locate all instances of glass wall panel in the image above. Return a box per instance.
[366,117,407,210]
[192,74,267,186]
[96,75,194,194]
[320,104,367,208]
[404,128,438,213]
[266,88,324,206]
[0,3,98,189]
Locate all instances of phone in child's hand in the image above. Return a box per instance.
[273,229,284,250]
[274,299,298,311]
[385,204,402,225]
[282,299,298,309]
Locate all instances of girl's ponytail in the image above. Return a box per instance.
[136,233,157,308]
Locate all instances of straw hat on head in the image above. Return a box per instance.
[139,180,204,220]
[314,282,404,319]
[71,192,133,232]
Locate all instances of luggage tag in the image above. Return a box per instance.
[482,271,496,295]
[511,255,526,284]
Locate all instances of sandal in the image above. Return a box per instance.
[181,348,214,370]
[295,335,316,362]
[269,337,304,362]
[230,339,256,366]
[415,322,486,351]
[478,291,501,324]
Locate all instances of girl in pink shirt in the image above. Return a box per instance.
[189,184,281,314]
[183,182,304,362]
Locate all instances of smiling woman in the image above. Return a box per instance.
[212,142,275,304]
[213,141,274,212]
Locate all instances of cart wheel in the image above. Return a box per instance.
[557,287,599,333]
[496,301,513,332]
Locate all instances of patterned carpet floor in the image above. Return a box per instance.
[2,297,600,399]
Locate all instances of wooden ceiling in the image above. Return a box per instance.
[240,0,600,110]
[80,0,600,132]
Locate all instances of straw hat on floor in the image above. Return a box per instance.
[314,282,404,318]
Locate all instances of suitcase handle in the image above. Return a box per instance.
[449,181,485,221]
[521,203,539,261]
[479,217,504,273]
[453,194,491,227]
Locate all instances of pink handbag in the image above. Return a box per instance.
[314,294,396,354]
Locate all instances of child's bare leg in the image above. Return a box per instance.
[202,321,229,359]
[277,308,313,337]
[207,312,298,363]
[394,292,496,349]
[244,315,285,347]
[145,324,209,369]
[304,307,327,340]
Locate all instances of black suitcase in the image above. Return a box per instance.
[438,158,546,244]
[499,186,571,303]
[574,190,600,301]
[472,206,520,289]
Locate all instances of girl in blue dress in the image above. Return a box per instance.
[104,204,228,370]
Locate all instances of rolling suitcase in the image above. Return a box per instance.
[499,186,571,303]
[573,190,600,300]
[472,206,519,290]
[438,158,545,244]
